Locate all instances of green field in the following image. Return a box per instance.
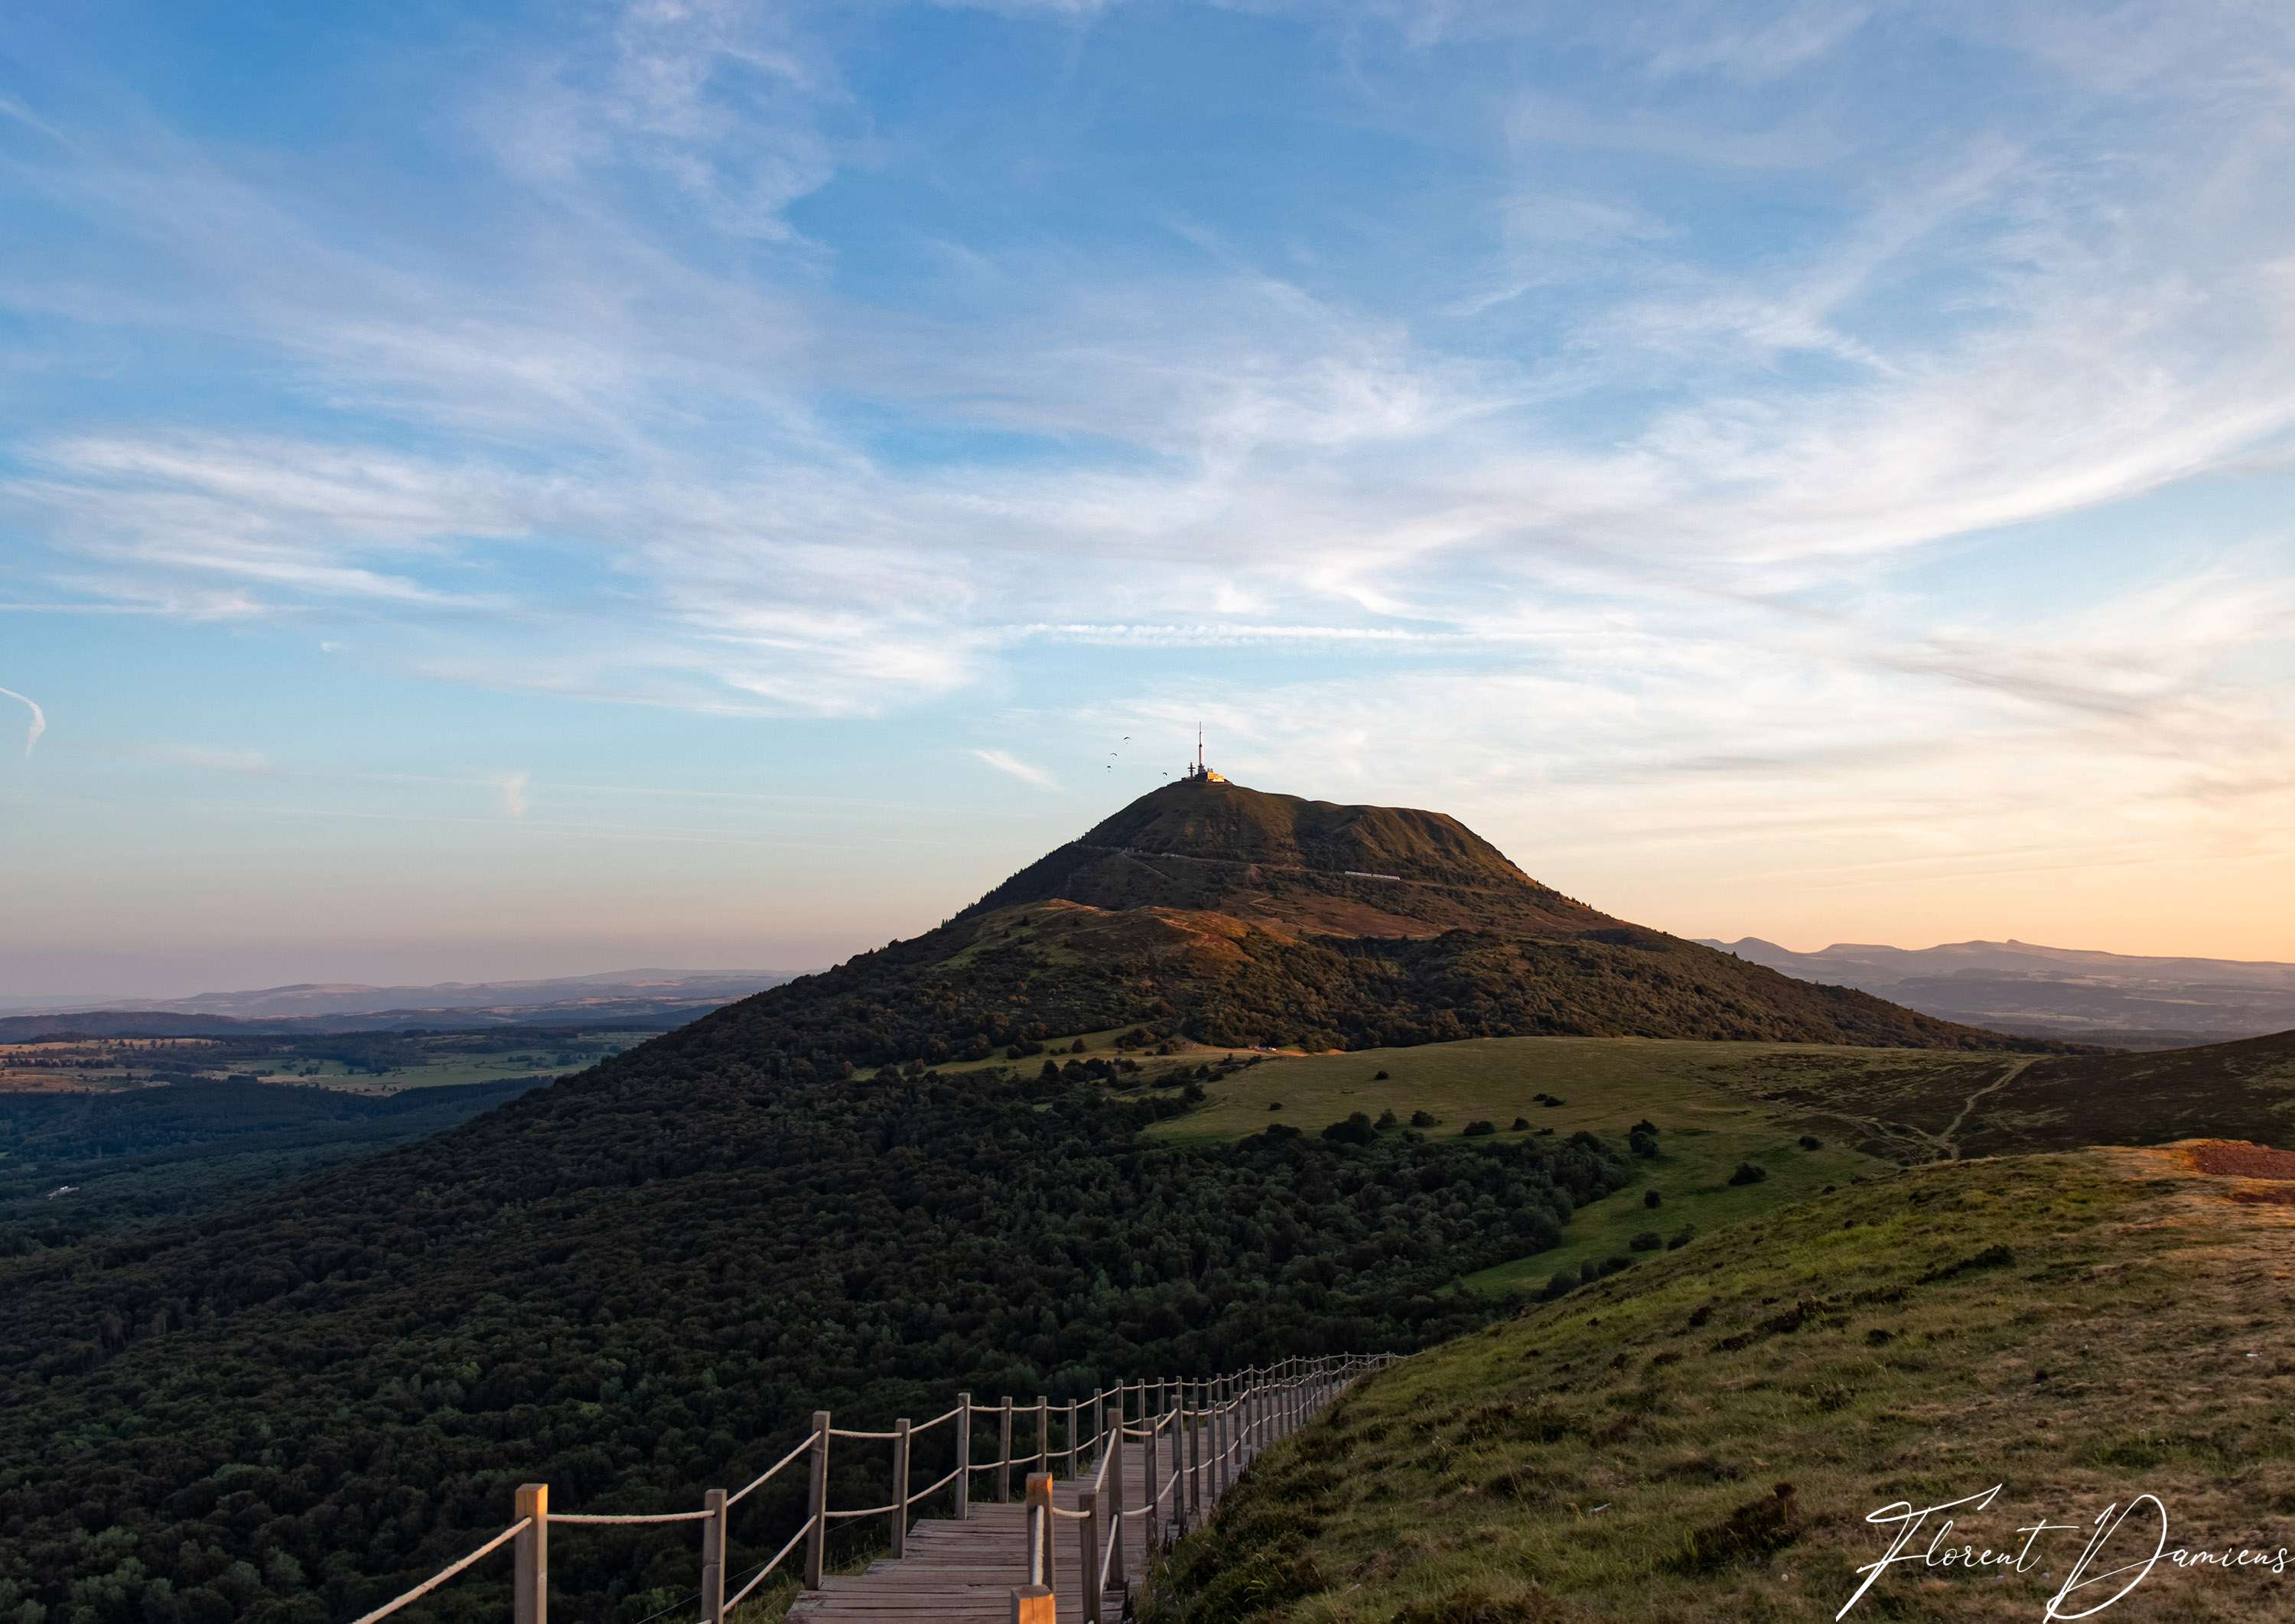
[1147,1036,2011,1292]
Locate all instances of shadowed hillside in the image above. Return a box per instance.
[1701,1027,2295,1160]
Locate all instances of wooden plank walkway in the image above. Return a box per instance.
[787,1421,1250,1624]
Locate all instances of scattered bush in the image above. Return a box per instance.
[1511,1116,1530,1131]
[1375,1108,1398,1130]
[1462,1120,1496,1137]
[1666,1225,1698,1250]
[1728,1161,1769,1186]
[1373,1069,1390,1080]
[1630,1230,1663,1251]
[1643,1190,1662,1209]
[1320,1111,1376,1145]
[1629,1129,1659,1159]
[1798,1134,1822,1150]
[1268,1101,1284,1111]
[1409,1109,1440,1128]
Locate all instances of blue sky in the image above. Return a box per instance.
[4,0,2293,998]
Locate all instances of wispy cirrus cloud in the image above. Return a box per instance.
[3,0,2294,958]
[969,749,1059,790]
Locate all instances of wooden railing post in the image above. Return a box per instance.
[1066,1396,1079,1479]
[999,1397,1014,1504]
[513,1483,547,1624]
[956,1391,972,1519]
[1213,1375,1228,1499]
[1186,1381,1202,1518]
[1080,1488,1105,1624]
[804,1411,830,1590]
[1143,1402,1161,1547]
[700,1488,727,1624]
[1035,1394,1050,1478]
[1011,1472,1054,1624]
[1108,1388,1126,1596]
[890,1417,911,1557]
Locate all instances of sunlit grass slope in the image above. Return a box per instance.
[1146,1144,2295,1623]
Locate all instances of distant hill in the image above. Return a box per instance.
[0,970,793,1037]
[1702,935,2295,1045]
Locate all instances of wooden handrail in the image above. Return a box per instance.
[330,1352,1400,1624]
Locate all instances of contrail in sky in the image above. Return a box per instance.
[0,687,43,757]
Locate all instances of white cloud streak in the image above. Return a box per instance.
[0,687,44,757]
[969,749,1060,791]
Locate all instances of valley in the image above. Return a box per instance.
[0,1029,646,1095]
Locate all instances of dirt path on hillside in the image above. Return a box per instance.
[1936,1055,2038,1158]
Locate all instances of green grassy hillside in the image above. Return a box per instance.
[1149,1037,1935,1290]
[1147,1143,2295,1623]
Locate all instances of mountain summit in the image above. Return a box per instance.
[965,778,1612,937]
[715,779,2043,1065]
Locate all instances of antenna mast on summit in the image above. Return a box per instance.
[1185,725,1225,784]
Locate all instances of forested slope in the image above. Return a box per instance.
[0,1051,1629,1624]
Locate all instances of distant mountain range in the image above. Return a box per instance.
[1698,937,2295,1046]
[0,969,793,1037]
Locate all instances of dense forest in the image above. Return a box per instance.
[0,1046,1631,1624]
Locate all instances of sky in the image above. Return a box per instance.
[3,0,2293,999]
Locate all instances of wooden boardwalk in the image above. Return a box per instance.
[787,1419,1251,1624]
[333,1356,1389,1624]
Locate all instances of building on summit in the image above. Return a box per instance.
[1184,726,1226,783]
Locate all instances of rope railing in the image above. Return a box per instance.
[719,1515,815,1614]
[334,1352,1397,1624]
[725,1434,815,1508]
[346,1518,531,1624]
